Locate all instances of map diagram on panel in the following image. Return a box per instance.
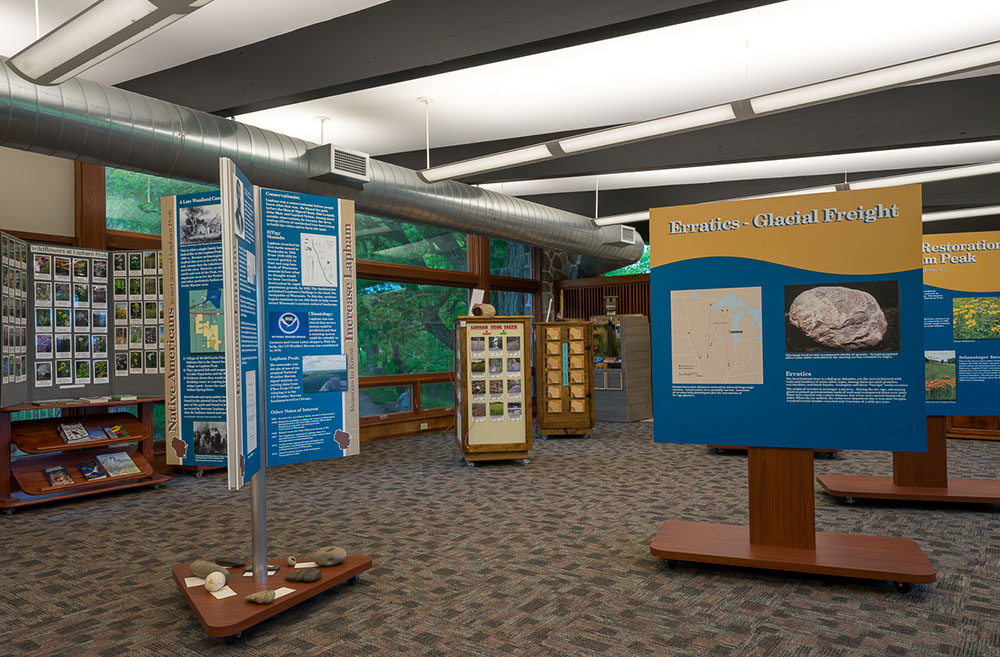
[300,233,339,288]
[189,288,224,353]
[671,286,763,384]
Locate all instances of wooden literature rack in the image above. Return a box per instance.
[651,447,936,590]
[817,416,1000,504]
[535,321,594,437]
[0,397,171,512]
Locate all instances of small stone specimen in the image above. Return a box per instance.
[788,286,887,350]
[287,556,297,567]
[246,590,276,605]
[190,560,229,580]
[214,557,247,568]
[204,571,227,593]
[285,568,322,583]
[314,546,347,567]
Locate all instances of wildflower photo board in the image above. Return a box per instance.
[923,230,1000,415]
[650,185,926,451]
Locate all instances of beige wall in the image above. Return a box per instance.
[0,147,75,237]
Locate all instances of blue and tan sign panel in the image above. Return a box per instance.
[650,186,925,451]
[923,230,1000,415]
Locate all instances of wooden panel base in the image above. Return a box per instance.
[1,473,171,510]
[464,450,530,463]
[709,445,840,455]
[817,474,1000,504]
[172,556,373,638]
[650,520,936,584]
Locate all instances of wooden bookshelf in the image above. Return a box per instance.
[0,398,170,512]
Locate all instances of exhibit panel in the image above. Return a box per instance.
[535,320,595,436]
[455,316,533,462]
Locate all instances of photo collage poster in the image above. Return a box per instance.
[650,185,926,451]
[109,248,166,385]
[0,232,166,406]
[462,318,528,446]
[1,233,29,401]
[922,230,1000,414]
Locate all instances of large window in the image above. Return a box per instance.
[106,168,215,235]
[490,289,533,317]
[490,239,532,278]
[604,242,650,276]
[357,280,467,376]
[357,213,468,270]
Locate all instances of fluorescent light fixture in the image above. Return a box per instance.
[849,161,1000,190]
[419,144,554,183]
[593,211,650,227]
[559,105,736,154]
[923,205,1000,222]
[751,41,1000,114]
[740,185,840,201]
[8,0,214,85]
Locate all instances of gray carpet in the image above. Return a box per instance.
[2,423,998,656]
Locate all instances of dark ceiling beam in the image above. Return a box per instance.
[118,0,781,115]
[379,74,1000,182]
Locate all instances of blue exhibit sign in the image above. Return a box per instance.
[650,186,926,451]
[922,230,1000,415]
[259,188,359,466]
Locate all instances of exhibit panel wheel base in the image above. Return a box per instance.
[816,418,1000,505]
[172,556,373,639]
[462,450,531,465]
[650,520,936,586]
[708,445,839,458]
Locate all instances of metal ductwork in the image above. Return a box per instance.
[0,61,641,276]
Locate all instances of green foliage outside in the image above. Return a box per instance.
[604,243,650,277]
[357,212,467,270]
[953,296,1000,340]
[924,360,957,401]
[106,167,215,235]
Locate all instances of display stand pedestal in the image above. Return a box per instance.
[650,447,936,587]
[172,556,372,640]
[817,416,1000,504]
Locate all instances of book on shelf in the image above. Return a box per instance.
[76,460,107,481]
[103,424,130,440]
[111,394,138,401]
[95,452,141,477]
[32,399,85,406]
[58,422,90,443]
[80,396,112,403]
[42,465,74,487]
[85,427,107,441]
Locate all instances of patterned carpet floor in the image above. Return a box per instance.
[2,422,999,657]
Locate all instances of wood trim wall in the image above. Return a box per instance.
[3,230,75,245]
[74,163,106,249]
[556,274,650,319]
[106,229,162,250]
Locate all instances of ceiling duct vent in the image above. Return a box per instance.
[307,144,370,184]
[604,225,637,246]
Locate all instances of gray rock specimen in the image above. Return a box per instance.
[287,556,297,567]
[788,286,887,350]
[246,590,276,604]
[204,572,227,593]
[190,560,229,581]
[314,546,347,567]
[214,557,247,568]
[285,568,322,583]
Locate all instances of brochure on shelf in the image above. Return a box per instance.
[650,186,926,451]
[922,230,1000,415]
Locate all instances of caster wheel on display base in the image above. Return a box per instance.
[521,459,530,465]
[224,632,242,645]
[2,508,14,516]
[195,471,204,478]
[465,460,476,467]
[664,559,679,569]
[893,582,912,594]
[347,574,360,585]
[715,448,727,455]
[843,496,856,505]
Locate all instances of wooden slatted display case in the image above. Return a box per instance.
[535,321,594,437]
[455,316,532,464]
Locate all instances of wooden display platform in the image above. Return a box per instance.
[539,428,590,438]
[464,450,529,464]
[172,556,373,639]
[13,413,148,454]
[817,416,1000,505]
[650,520,936,583]
[12,448,155,495]
[651,447,935,588]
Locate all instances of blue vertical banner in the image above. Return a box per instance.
[650,186,926,451]
[259,188,359,466]
[163,190,229,468]
[221,159,263,489]
[922,230,1000,415]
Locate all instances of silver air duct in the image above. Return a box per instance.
[0,61,641,276]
